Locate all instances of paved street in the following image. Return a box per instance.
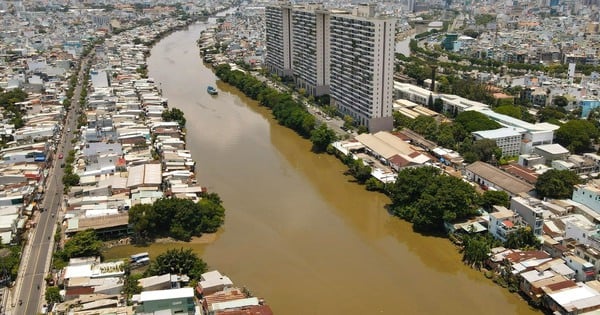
[9,55,90,315]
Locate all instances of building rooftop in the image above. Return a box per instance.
[466,161,534,195]
[139,287,194,302]
[535,143,570,155]
[473,127,523,139]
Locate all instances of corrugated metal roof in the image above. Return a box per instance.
[466,161,534,195]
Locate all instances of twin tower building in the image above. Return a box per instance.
[265,2,396,132]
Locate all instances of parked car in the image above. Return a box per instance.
[58,153,63,159]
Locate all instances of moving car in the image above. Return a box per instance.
[58,153,63,159]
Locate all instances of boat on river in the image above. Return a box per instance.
[207,86,218,95]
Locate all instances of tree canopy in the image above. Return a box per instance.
[555,119,599,153]
[480,190,510,210]
[53,230,103,269]
[470,139,502,162]
[389,167,480,232]
[45,286,62,304]
[310,123,337,152]
[215,64,316,138]
[145,248,207,280]
[535,169,580,199]
[0,88,28,129]
[462,234,494,269]
[161,107,186,128]
[505,227,541,250]
[455,111,501,133]
[129,195,225,242]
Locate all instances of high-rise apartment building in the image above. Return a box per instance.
[265,2,293,77]
[291,4,330,96]
[265,3,396,132]
[329,4,396,132]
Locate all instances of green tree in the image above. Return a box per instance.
[365,177,385,191]
[537,106,566,123]
[62,173,80,186]
[45,286,62,304]
[411,116,438,139]
[553,95,569,107]
[62,229,103,258]
[455,111,501,133]
[197,196,226,233]
[462,234,492,269]
[161,107,186,128]
[347,159,372,183]
[505,227,541,250]
[310,124,337,152]
[555,119,599,153]
[343,115,354,130]
[390,167,479,232]
[53,230,103,268]
[123,273,143,301]
[535,169,580,199]
[128,204,156,243]
[471,139,502,162]
[129,197,225,242]
[145,248,207,280]
[493,105,521,119]
[480,190,510,210]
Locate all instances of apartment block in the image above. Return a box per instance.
[291,5,330,96]
[265,2,293,77]
[264,3,396,132]
[329,4,396,132]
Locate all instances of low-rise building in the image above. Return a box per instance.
[533,144,570,165]
[510,196,545,236]
[573,181,600,215]
[489,205,519,242]
[473,127,522,157]
[136,287,196,315]
[465,161,535,196]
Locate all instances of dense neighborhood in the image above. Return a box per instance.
[4,0,600,314]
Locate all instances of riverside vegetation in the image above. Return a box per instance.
[212,62,546,284]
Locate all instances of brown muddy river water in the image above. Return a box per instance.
[104,23,540,315]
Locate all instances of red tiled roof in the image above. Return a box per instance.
[65,287,94,296]
[215,305,274,315]
[203,288,247,310]
[505,250,551,263]
[408,151,421,158]
[546,280,577,292]
[500,163,538,184]
[388,154,411,167]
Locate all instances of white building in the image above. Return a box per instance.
[469,107,558,153]
[394,82,433,106]
[266,3,396,131]
[291,4,330,96]
[573,182,600,214]
[329,5,396,132]
[562,214,598,246]
[510,196,545,237]
[265,2,294,77]
[489,205,518,242]
[473,127,523,157]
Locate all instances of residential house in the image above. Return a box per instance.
[489,205,519,242]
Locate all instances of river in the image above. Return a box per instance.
[104,23,540,315]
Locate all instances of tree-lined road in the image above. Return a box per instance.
[11,54,90,315]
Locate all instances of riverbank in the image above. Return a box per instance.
[203,26,542,315]
[122,22,541,314]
